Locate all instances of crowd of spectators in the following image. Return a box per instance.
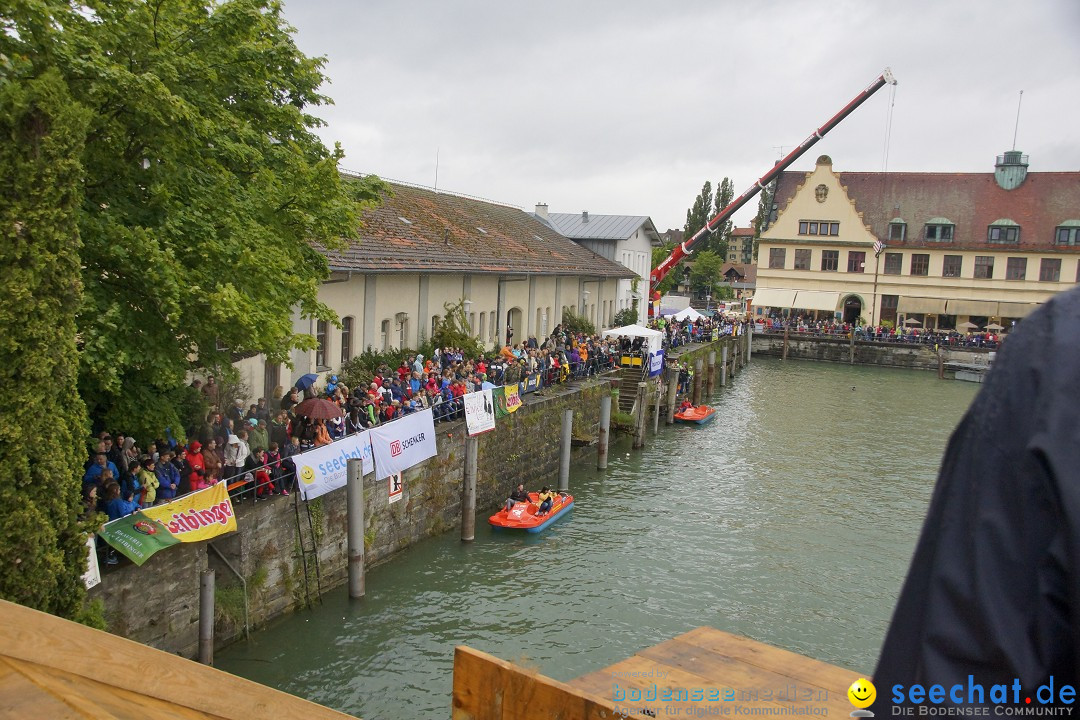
[756,314,1005,349]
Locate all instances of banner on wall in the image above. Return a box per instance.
[293,430,374,501]
[493,385,522,418]
[369,407,437,481]
[98,482,236,566]
[521,372,543,394]
[83,535,101,589]
[463,389,496,436]
[649,349,665,377]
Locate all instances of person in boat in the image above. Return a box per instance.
[504,483,529,511]
[536,486,557,515]
[678,399,694,413]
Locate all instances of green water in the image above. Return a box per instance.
[216,357,978,718]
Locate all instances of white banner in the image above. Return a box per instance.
[649,349,665,377]
[369,407,437,481]
[463,389,496,436]
[83,535,100,590]
[294,431,374,501]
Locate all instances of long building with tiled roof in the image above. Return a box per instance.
[239,180,636,397]
[753,153,1080,329]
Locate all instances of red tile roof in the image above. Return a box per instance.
[771,169,1080,252]
[721,262,757,284]
[324,182,635,278]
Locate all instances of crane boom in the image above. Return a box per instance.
[650,68,897,299]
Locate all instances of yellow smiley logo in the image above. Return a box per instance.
[848,678,876,709]
[299,466,317,485]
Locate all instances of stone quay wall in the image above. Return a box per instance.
[89,377,610,657]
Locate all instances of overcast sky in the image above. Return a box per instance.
[281,0,1080,233]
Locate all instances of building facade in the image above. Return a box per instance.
[726,226,755,265]
[538,207,661,325]
[237,182,633,398]
[754,154,1080,328]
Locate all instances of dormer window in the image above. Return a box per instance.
[888,219,906,242]
[987,219,1019,244]
[924,218,954,242]
[1055,221,1080,246]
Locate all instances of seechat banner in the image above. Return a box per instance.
[98,483,236,566]
[293,430,374,501]
[463,389,496,436]
[369,407,437,482]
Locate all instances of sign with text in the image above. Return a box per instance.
[493,385,522,418]
[388,473,403,504]
[463,389,496,436]
[649,349,665,377]
[369,407,437,481]
[293,430,374,501]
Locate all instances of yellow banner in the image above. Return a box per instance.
[504,385,521,413]
[141,482,237,542]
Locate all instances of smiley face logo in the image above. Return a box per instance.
[299,465,317,485]
[848,678,876,709]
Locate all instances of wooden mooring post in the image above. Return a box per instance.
[665,376,678,425]
[633,382,648,449]
[691,358,703,405]
[706,350,716,396]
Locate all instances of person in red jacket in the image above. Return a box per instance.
[187,441,208,491]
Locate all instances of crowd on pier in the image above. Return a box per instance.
[757,314,1004,349]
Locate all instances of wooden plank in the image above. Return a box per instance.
[452,646,620,720]
[0,599,358,720]
[0,658,86,720]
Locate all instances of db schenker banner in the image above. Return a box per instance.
[98,482,236,566]
[369,407,437,482]
[293,430,374,500]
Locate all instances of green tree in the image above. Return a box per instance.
[709,177,734,258]
[651,244,677,296]
[0,1,383,442]
[689,250,725,297]
[613,307,638,327]
[683,181,712,241]
[433,299,484,358]
[0,67,94,620]
[752,179,777,263]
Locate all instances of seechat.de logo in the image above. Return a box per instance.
[390,440,402,457]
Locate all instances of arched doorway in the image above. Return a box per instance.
[842,295,863,325]
[505,307,523,346]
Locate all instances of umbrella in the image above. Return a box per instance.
[956,321,980,331]
[294,373,319,391]
[902,318,922,326]
[986,322,1005,331]
[293,397,344,420]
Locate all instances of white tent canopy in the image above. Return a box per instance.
[673,307,704,322]
[602,324,664,356]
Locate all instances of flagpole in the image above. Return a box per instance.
[871,241,884,327]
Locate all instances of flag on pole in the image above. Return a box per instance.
[873,239,885,256]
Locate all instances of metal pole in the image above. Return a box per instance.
[666,376,678,425]
[721,345,729,387]
[691,358,703,405]
[633,382,648,449]
[782,322,790,360]
[346,458,365,599]
[653,381,661,434]
[462,436,477,541]
[559,408,572,491]
[199,569,214,665]
[597,393,611,469]
[706,350,716,396]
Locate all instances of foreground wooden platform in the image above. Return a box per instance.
[0,598,358,720]
[454,627,862,719]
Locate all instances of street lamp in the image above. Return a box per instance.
[462,299,473,334]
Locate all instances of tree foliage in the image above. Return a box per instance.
[613,307,638,327]
[433,299,484,357]
[0,0,384,441]
[708,177,734,258]
[651,243,677,296]
[688,250,725,296]
[752,179,777,263]
[560,308,596,336]
[683,181,712,241]
[0,67,93,620]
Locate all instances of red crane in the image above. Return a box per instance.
[650,68,897,308]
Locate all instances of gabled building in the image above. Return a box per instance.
[236,181,634,398]
[537,206,662,325]
[754,153,1080,329]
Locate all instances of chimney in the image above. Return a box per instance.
[582,211,589,223]
[535,203,548,219]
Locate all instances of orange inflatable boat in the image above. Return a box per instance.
[489,492,574,532]
[673,404,717,425]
